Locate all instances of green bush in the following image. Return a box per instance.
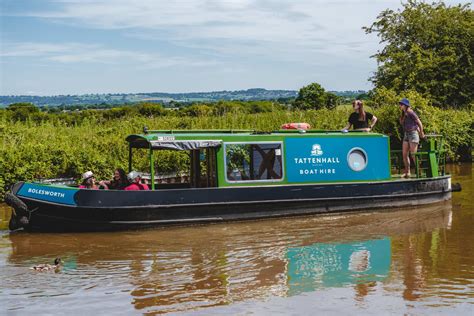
[370,88,473,159]
[136,102,165,117]
[0,100,471,201]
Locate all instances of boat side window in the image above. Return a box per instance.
[225,142,283,182]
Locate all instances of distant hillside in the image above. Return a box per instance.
[0,89,367,107]
[329,90,367,98]
[0,89,298,107]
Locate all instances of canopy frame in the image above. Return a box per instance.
[126,135,222,190]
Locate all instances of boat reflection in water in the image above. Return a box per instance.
[3,202,453,314]
[287,238,391,296]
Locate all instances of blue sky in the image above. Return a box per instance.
[0,0,468,95]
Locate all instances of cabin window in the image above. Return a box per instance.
[347,148,368,171]
[225,142,283,182]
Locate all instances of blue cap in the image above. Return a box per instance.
[399,98,410,107]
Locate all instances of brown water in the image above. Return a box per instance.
[0,164,472,315]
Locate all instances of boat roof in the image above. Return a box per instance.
[126,129,385,150]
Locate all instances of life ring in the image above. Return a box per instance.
[281,123,311,130]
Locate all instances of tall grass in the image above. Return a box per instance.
[0,104,471,200]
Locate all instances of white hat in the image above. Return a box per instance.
[82,171,94,180]
[127,171,141,181]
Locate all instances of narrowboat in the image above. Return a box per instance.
[6,128,452,232]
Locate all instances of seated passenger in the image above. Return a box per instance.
[99,168,129,190]
[124,171,150,191]
[79,171,98,189]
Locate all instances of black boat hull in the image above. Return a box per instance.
[8,176,452,232]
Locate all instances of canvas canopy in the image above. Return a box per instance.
[126,135,221,150]
[149,140,222,151]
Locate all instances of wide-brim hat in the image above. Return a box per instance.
[399,98,410,107]
[82,171,94,181]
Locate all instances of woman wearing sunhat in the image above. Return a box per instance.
[79,171,98,189]
[399,98,425,178]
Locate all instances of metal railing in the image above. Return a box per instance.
[390,134,446,178]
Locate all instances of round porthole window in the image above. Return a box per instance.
[347,148,367,171]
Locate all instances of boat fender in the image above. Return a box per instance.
[8,215,18,231]
[5,192,30,231]
[8,215,29,231]
[451,183,462,192]
[5,192,28,215]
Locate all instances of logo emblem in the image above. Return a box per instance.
[311,144,323,156]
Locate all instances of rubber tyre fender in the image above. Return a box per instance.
[8,215,19,231]
[5,192,28,215]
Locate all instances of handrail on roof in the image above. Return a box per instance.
[273,129,374,134]
[138,126,385,136]
[144,129,255,134]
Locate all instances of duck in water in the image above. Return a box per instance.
[31,258,62,272]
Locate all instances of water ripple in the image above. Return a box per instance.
[0,164,473,314]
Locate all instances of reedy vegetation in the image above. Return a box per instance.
[2,1,472,200]
[0,95,472,200]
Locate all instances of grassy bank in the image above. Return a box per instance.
[0,104,472,200]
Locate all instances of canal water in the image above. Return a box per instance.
[0,164,472,315]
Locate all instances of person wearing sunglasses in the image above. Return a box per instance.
[342,100,377,132]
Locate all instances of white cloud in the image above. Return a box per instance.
[2,0,468,94]
[22,0,383,49]
[7,1,419,66]
[1,41,218,68]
